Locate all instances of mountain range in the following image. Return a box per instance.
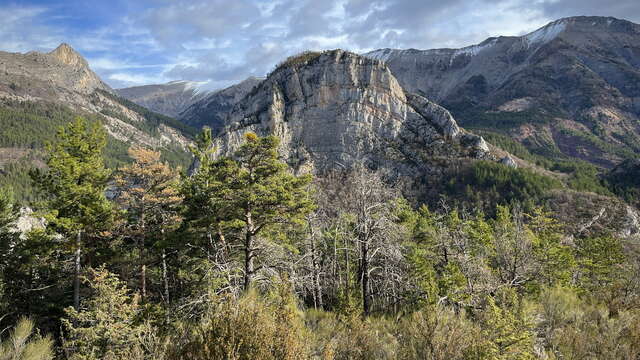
[366,16,640,168]
[1,16,640,234]
[118,16,640,171]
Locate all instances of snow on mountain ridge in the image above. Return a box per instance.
[523,20,567,46]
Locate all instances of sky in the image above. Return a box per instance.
[1,0,639,90]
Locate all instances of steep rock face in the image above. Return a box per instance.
[116,80,209,118]
[178,77,263,131]
[366,16,640,167]
[213,50,490,179]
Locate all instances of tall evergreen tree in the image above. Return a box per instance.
[181,128,236,262]
[114,146,182,303]
[183,132,314,291]
[229,133,314,290]
[31,117,114,309]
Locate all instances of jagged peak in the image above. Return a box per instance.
[272,49,381,74]
[49,43,88,67]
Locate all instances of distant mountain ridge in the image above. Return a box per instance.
[365,16,640,167]
[177,77,263,132]
[115,80,211,118]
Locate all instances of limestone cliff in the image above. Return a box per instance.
[213,50,491,182]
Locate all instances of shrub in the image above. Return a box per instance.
[175,289,309,360]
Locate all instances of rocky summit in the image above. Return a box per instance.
[366,16,640,167]
[0,43,111,104]
[212,50,491,181]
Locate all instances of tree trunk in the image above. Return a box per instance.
[243,211,255,291]
[162,249,169,305]
[140,212,146,302]
[217,224,228,260]
[361,240,370,316]
[141,263,147,302]
[310,227,323,309]
[74,230,81,310]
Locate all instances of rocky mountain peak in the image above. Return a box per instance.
[49,43,89,68]
[213,49,491,183]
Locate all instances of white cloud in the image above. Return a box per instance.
[3,0,640,88]
[109,72,169,87]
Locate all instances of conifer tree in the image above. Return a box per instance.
[31,117,114,310]
[114,146,182,302]
[230,133,314,290]
[181,128,236,262]
[184,132,314,291]
[0,187,16,239]
[0,318,54,360]
[62,267,145,360]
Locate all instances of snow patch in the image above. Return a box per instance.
[452,38,498,59]
[524,21,566,46]
[168,80,211,96]
[366,48,395,62]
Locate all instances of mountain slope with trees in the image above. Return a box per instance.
[1,122,639,359]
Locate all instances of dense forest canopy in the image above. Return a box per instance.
[0,119,639,359]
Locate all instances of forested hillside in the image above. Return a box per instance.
[1,120,639,359]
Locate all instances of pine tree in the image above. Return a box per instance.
[114,146,182,303]
[0,318,54,360]
[62,267,145,360]
[230,133,314,290]
[184,132,315,291]
[181,128,236,262]
[0,187,17,311]
[0,187,17,238]
[31,117,114,309]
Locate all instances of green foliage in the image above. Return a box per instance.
[0,100,80,148]
[3,128,640,358]
[558,127,637,160]
[0,159,41,204]
[0,187,16,237]
[395,307,488,360]
[95,90,197,138]
[605,160,640,206]
[478,289,535,360]
[182,131,314,290]
[550,160,611,195]
[536,286,640,359]
[0,229,69,333]
[0,318,54,360]
[0,98,191,203]
[575,235,626,292]
[62,267,146,360]
[445,160,562,212]
[475,131,546,164]
[527,208,575,288]
[31,117,114,235]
